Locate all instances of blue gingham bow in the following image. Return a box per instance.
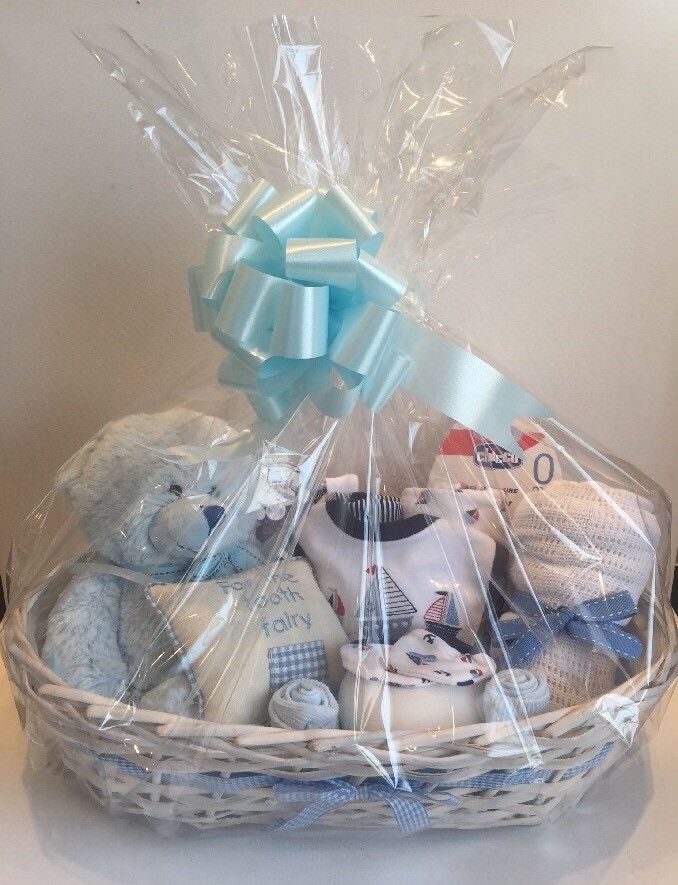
[498,590,643,668]
[274,778,430,833]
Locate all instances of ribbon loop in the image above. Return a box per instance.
[322,184,384,255]
[329,302,398,378]
[190,179,551,450]
[357,251,408,307]
[274,779,429,833]
[286,237,358,289]
[222,179,279,236]
[249,187,320,247]
[499,590,643,668]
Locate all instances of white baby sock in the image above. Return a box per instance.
[482,667,550,722]
[268,678,339,729]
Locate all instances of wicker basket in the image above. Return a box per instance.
[2,563,676,833]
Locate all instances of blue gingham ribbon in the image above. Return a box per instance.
[189,179,550,453]
[434,742,614,793]
[273,778,430,833]
[498,590,643,668]
[81,742,615,826]
[90,751,278,793]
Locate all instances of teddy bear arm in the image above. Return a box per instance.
[42,573,129,700]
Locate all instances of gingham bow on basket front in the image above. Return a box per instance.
[273,778,432,833]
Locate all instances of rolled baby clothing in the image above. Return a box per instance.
[269,678,339,730]
[482,667,550,722]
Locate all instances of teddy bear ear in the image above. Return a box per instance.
[54,436,100,494]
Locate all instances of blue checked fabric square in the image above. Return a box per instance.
[268,640,328,690]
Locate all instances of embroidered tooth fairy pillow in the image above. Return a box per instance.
[146,558,348,725]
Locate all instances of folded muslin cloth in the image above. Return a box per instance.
[505,480,660,708]
[269,678,339,730]
[482,668,550,723]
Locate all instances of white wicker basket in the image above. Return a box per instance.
[2,563,676,832]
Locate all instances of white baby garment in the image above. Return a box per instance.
[401,486,507,545]
[299,493,496,649]
[428,419,562,514]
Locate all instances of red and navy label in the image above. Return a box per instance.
[439,427,548,471]
[473,442,522,470]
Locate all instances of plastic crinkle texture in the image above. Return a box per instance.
[1,15,675,836]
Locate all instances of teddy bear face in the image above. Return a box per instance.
[58,408,260,575]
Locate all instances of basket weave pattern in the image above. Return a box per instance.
[2,579,676,832]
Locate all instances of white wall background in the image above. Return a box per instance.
[2,0,677,573]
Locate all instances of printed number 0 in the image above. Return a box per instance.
[533,453,555,485]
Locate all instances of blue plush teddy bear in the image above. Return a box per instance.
[42,407,269,716]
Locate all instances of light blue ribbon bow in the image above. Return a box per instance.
[273,778,430,833]
[498,590,643,668]
[189,179,550,452]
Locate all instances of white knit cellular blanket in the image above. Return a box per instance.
[507,480,660,708]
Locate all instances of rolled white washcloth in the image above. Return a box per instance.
[269,678,339,730]
[482,668,550,723]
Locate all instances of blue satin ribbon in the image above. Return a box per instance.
[190,179,550,451]
[498,591,644,668]
[273,778,430,833]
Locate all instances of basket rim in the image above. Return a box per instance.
[4,575,677,752]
